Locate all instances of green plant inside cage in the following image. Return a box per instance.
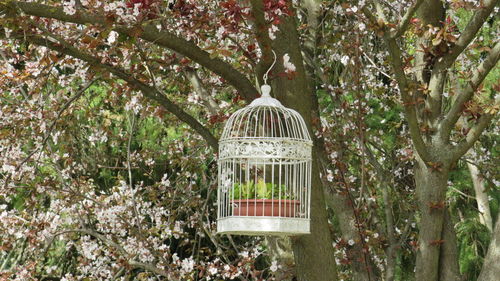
[230,180,295,200]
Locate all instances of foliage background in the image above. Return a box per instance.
[0,0,498,280]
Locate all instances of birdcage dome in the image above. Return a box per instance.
[217,85,312,235]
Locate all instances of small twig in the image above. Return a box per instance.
[362,52,393,80]
[397,222,413,246]
[450,186,476,200]
[126,113,144,234]
[96,165,139,170]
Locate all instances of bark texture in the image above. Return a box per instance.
[468,162,493,232]
[265,237,295,280]
[438,210,461,281]
[415,0,445,84]
[270,14,338,281]
[478,210,500,281]
[414,156,450,281]
[325,193,378,281]
[185,69,220,115]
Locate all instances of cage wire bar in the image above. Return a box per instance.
[217,85,312,235]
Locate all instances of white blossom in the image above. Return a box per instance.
[268,25,279,40]
[216,26,225,40]
[346,5,358,13]
[4,27,12,38]
[326,169,334,182]
[63,0,76,15]
[208,266,218,275]
[107,31,119,44]
[270,260,279,272]
[283,53,296,73]
[181,257,195,273]
[125,94,143,114]
[341,55,350,66]
[161,173,171,186]
[239,251,249,258]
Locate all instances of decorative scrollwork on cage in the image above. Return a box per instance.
[219,140,311,160]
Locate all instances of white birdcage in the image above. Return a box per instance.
[217,84,312,235]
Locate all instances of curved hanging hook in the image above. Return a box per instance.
[262,50,277,85]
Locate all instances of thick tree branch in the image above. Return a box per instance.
[440,41,500,140]
[362,5,432,161]
[302,0,322,46]
[184,69,220,115]
[361,5,378,26]
[2,30,220,151]
[426,68,447,123]
[478,208,500,281]
[435,0,497,70]
[249,0,274,84]
[467,159,494,232]
[374,0,388,22]
[3,1,258,101]
[385,37,432,162]
[416,0,446,124]
[391,0,425,38]
[452,113,495,160]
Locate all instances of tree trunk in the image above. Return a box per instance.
[385,244,397,281]
[271,14,338,281]
[325,193,378,281]
[414,157,450,281]
[478,209,500,281]
[415,0,445,84]
[438,210,461,281]
[467,162,493,232]
[291,162,339,281]
[265,237,295,280]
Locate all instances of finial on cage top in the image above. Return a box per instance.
[261,84,271,97]
[249,84,283,107]
[249,50,283,107]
